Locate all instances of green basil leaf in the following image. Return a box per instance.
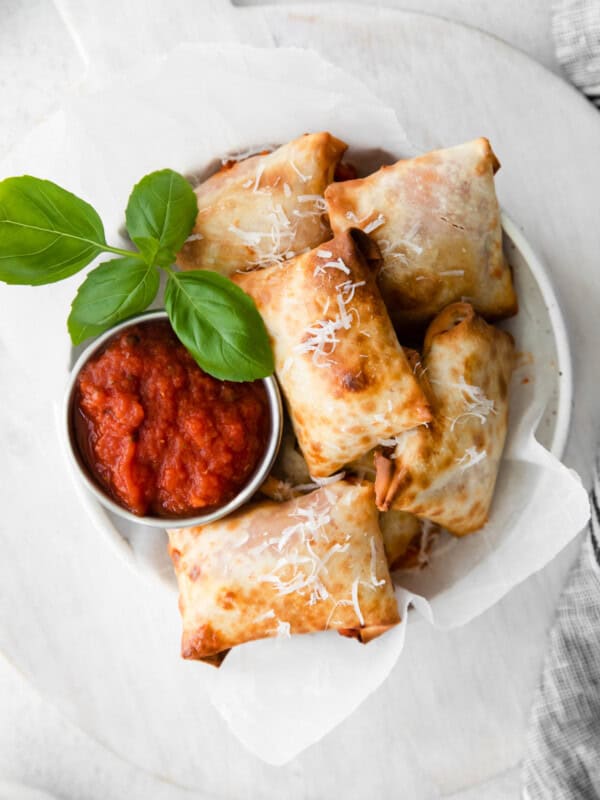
[0,176,109,285]
[165,270,274,381]
[125,169,198,267]
[68,256,160,345]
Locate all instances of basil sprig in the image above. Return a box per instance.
[0,170,274,381]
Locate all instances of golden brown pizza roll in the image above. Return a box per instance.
[325,138,518,329]
[177,132,347,275]
[374,303,514,535]
[168,481,400,663]
[235,229,432,477]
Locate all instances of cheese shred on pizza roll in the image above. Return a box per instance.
[374,303,514,535]
[235,229,432,478]
[325,138,518,329]
[177,132,347,275]
[168,481,400,663]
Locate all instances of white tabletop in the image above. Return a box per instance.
[0,2,594,798]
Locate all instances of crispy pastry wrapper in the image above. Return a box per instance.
[177,132,347,275]
[325,138,518,329]
[375,303,515,534]
[167,481,399,663]
[235,229,431,477]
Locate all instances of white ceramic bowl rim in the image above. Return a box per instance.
[63,309,283,529]
[501,211,572,458]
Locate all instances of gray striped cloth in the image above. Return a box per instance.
[553,0,600,108]
[522,5,600,795]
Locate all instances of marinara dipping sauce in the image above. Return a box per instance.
[74,319,270,518]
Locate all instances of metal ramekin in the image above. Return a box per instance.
[63,310,282,529]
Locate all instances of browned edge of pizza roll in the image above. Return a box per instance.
[373,302,514,535]
[325,138,518,330]
[168,481,400,663]
[235,229,431,478]
[177,132,348,275]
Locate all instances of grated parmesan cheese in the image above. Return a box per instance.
[275,620,291,638]
[298,194,327,211]
[456,446,487,470]
[185,232,204,243]
[252,162,266,193]
[289,159,311,182]
[227,224,266,246]
[434,376,496,431]
[313,257,351,277]
[363,213,386,234]
[294,278,360,366]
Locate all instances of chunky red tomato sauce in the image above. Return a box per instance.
[75,320,270,517]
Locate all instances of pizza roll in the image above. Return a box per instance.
[177,132,347,275]
[374,303,514,535]
[168,481,400,662]
[325,138,517,329]
[235,229,432,477]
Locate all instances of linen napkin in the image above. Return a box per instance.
[521,7,600,794]
[553,0,600,107]
[522,6,600,796]
[522,468,600,797]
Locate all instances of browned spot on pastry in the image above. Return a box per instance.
[217,589,236,610]
[340,370,370,392]
[182,624,222,660]
[188,564,201,582]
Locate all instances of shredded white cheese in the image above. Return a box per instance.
[289,159,311,182]
[257,497,356,607]
[436,376,496,431]
[313,257,351,277]
[227,224,266,246]
[377,436,402,449]
[351,579,365,626]
[336,279,365,304]
[298,194,327,211]
[363,213,386,234]
[252,162,266,193]
[275,620,291,638]
[185,232,203,243]
[294,278,360,366]
[456,447,487,470]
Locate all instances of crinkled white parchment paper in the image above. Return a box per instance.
[1,44,589,765]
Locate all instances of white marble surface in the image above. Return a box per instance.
[1,1,596,798]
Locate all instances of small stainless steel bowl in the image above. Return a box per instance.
[63,310,283,529]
